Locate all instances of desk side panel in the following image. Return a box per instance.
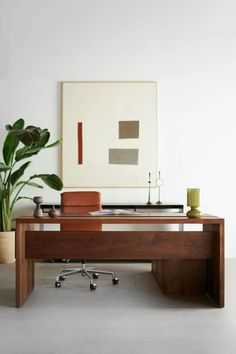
[204,223,224,308]
[16,223,35,308]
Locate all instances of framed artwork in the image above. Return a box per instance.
[61,81,158,187]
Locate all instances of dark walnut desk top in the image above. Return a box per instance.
[16,214,223,225]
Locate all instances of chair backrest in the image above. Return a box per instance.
[61,191,102,231]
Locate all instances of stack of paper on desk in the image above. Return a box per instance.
[89,209,142,216]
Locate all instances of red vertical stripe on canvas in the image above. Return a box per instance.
[77,122,83,164]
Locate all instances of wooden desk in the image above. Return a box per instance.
[15,214,224,308]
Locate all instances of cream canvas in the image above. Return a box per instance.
[62,81,158,187]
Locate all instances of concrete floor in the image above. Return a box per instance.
[0,260,236,354]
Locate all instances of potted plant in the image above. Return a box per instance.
[0,118,63,263]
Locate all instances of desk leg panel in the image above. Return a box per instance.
[16,223,35,308]
[152,259,208,295]
[204,223,224,308]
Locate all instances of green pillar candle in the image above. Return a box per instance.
[187,188,200,207]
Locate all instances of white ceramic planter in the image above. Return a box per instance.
[0,231,15,263]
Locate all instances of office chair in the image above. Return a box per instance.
[55,191,119,290]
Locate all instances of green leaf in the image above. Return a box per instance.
[16,196,34,201]
[6,125,41,146]
[14,180,44,189]
[30,174,63,191]
[0,162,12,172]
[25,181,44,189]
[37,129,50,147]
[3,118,25,165]
[44,139,62,148]
[15,146,42,161]
[10,161,31,186]
[15,139,61,162]
[42,174,63,190]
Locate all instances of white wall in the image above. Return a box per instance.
[1,0,235,256]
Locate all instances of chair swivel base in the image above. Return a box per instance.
[55,262,119,290]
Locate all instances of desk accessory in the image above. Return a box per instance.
[146,172,152,205]
[33,196,44,218]
[186,188,201,218]
[156,171,163,204]
[48,205,59,218]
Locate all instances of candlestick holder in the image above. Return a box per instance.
[156,171,163,204]
[146,172,152,205]
[33,196,44,218]
[186,206,201,218]
[186,188,201,218]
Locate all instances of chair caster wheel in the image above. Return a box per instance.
[112,277,119,285]
[55,281,61,288]
[90,283,97,290]
[58,275,66,281]
[93,273,99,279]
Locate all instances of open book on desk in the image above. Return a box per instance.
[88,209,142,216]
